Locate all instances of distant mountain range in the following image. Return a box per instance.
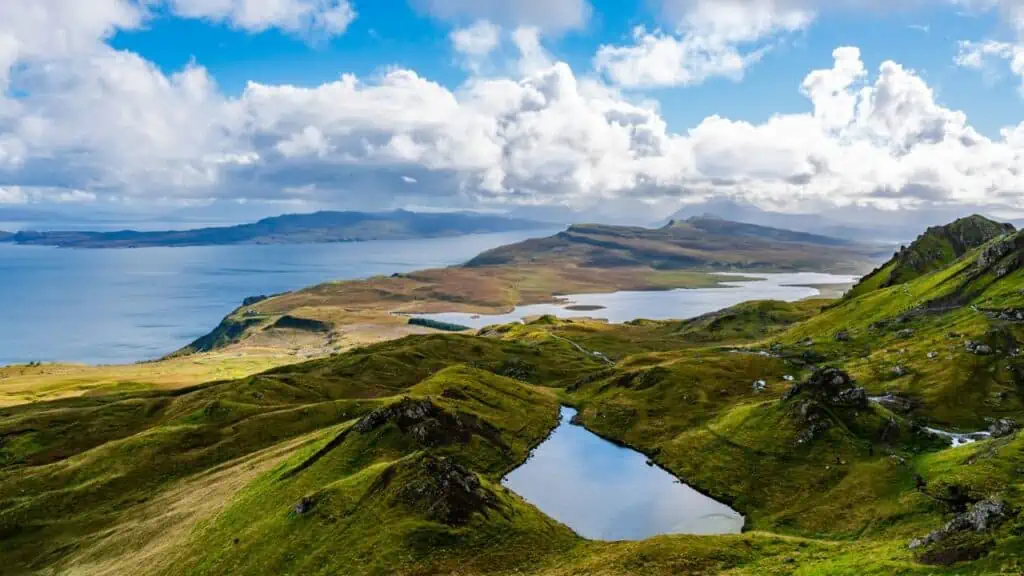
[666,199,1022,244]
[0,210,552,248]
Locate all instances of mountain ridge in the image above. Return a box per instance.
[845,214,1015,299]
[466,216,877,272]
[0,209,553,248]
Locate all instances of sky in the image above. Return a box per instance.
[2,0,1024,227]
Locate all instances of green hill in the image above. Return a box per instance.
[846,215,1015,299]
[2,217,1023,575]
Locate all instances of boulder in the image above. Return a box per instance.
[294,496,315,515]
[897,328,915,338]
[835,330,851,342]
[989,418,1019,438]
[909,497,1011,550]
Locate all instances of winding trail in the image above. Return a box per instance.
[550,334,615,366]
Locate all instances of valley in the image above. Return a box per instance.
[1,215,1022,575]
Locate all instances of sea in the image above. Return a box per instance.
[0,230,561,366]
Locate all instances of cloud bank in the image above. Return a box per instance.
[0,0,1023,220]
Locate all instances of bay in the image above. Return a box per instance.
[0,229,560,366]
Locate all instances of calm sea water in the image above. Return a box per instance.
[0,230,560,366]
[503,407,744,540]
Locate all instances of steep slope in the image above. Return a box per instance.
[6,210,550,248]
[846,215,1015,299]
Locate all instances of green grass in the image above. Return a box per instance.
[4,223,1024,575]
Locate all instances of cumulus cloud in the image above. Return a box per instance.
[450,20,500,71]
[597,0,815,88]
[411,0,590,33]
[599,0,1024,89]
[166,0,357,37]
[2,1,1024,220]
[957,40,1024,91]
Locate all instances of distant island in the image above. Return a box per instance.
[0,210,552,248]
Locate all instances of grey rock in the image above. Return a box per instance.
[294,496,314,515]
[989,418,1019,438]
[897,329,915,338]
[909,497,1011,550]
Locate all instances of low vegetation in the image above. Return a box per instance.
[3,215,1022,575]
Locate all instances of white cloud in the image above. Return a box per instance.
[0,186,97,205]
[2,1,1024,220]
[597,0,814,88]
[411,0,590,33]
[450,20,500,72]
[451,20,500,57]
[957,39,1024,91]
[166,0,357,37]
[594,26,762,88]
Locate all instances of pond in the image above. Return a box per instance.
[502,407,745,541]
[414,273,858,330]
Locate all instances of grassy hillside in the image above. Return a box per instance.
[846,215,1015,300]
[3,217,1024,574]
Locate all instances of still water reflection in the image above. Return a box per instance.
[502,407,745,541]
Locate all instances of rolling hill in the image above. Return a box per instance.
[0,210,552,248]
[2,215,1023,574]
[466,216,876,271]
[173,217,881,356]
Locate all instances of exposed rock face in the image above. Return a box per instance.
[782,368,868,444]
[391,456,500,526]
[835,330,851,342]
[909,498,1012,562]
[354,398,505,449]
[989,419,1019,438]
[783,368,868,408]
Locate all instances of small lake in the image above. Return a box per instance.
[415,273,858,330]
[502,407,744,541]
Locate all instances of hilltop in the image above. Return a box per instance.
[467,216,870,270]
[846,215,1016,299]
[0,210,551,248]
[2,214,1023,574]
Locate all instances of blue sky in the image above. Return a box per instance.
[110,1,1017,136]
[1,0,1024,226]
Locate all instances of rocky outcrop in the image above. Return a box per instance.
[909,498,1014,565]
[988,418,1019,438]
[386,456,501,526]
[782,368,868,444]
[355,397,506,449]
